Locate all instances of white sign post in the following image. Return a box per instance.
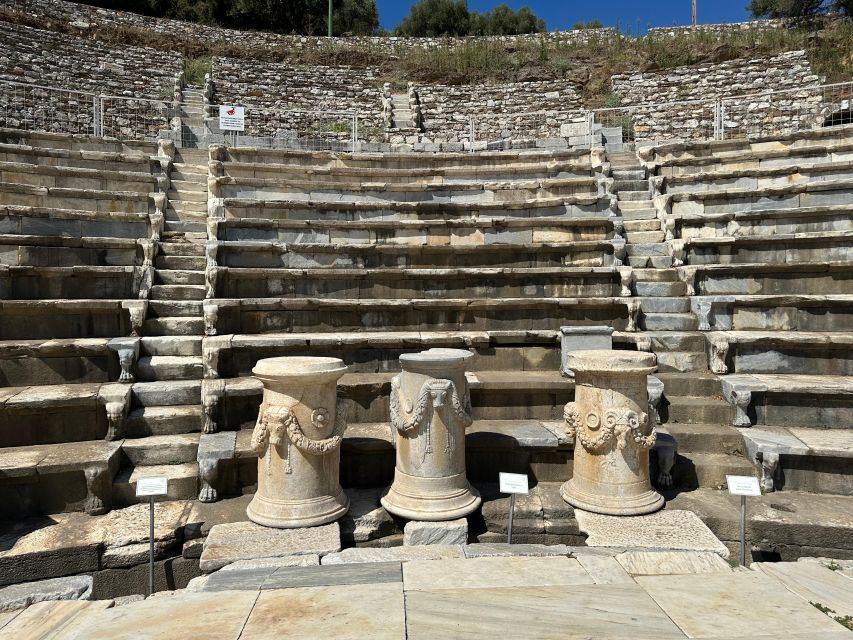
[726,475,761,566]
[219,105,245,146]
[136,477,168,596]
[499,472,529,544]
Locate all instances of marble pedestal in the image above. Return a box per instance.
[382,348,481,521]
[246,357,350,528]
[561,350,664,516]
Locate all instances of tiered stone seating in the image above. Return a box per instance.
[0,130,182,518]
[198,144,632,497]
[637,126,853,500]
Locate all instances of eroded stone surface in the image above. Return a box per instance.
[403,556,593,591]
[616,551,732,576]
[575,509,729,557]
[199,521,341,572]
[0,575,92,612]
[404,518,469,546]
[322,545,465,565]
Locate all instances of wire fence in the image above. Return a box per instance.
[0,79,173,141]
[2,77,852,150]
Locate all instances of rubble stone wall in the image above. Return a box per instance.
[611,51,824,141]
[0,21,179,139]
[417,81,584,143]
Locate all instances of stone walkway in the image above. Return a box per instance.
[1,550,852,639]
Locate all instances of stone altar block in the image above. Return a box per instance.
[561,350,664,516]
[246,357,350,528]
[382,348,481,521]
[560,326,614,377]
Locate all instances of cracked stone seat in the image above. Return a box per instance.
[0,338,117,387]
[663,160,853,195]
[210,296,635,334]
[706,330,853,376]
[0,182,156,214]
[0,160,157,193]
[685,261,853,297]
[0,265,141,299]
[682,230,853,265]
[0,205,153,240]
[641,123,853,167]
[671,203,853,238]
[690,294,853,332]
[214,266,625,299]
[215,175,599,203]
[0,141,153,173]
[668,178,853,217]
[220,194,613,222]
[216,216,615,245]
[0,234,145,267]
[0,300,137,340]
[216,239,618,269]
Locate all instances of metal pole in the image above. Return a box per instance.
[692,0,697,28]
[506,493,515,544]
[149,495,155,596]
[328,0,333,37]
[739,495,747,566]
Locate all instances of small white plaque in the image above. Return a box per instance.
[136,476,168,497]
[219,105,245,131]
[499,472,529,495]
[726,475,761,497]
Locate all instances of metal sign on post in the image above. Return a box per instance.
[136,477,168,596]
[219,105,245,132]
[726,475,761,566]
[499,472,530,544]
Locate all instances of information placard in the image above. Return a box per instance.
[219,105,245,132]
[499,472,529,495]
[136,476,168,497]
[726,475,761,497]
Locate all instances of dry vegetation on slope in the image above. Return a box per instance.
[1,5,852,105]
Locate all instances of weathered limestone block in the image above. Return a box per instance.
[121,300,147,337]
[247,357,350,528]
[382,348,481,521]
[404,517,469,546]
[197,430,236,503]
[201,378,226,433]
[561,350,663,516]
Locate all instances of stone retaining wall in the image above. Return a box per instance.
[0,21,179,139]
[417,81,584,143]
[4,0,614,56]
[212,58,384,138]
[611,51,824,141]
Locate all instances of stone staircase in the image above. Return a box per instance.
[179,85,207,147]
[657,373,756,491]
[609,151,670,269]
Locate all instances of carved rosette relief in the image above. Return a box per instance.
[560,350,664,516]
[381,348,481,521]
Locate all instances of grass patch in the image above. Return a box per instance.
[811,602,853,631]
[183,56,212,86]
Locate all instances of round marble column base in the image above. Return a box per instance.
[246,490,350,529]
[381,470,481,521]
[560,479,664,516]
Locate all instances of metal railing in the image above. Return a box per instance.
[2,77,853,150]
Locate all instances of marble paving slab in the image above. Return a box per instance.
[65,592,259,640]
[575,509,730,557]
[574,554,635,584]
[616,551,732,576]
[637,571,847,638]
[2,600,114,640]
[754,561,853,618]
[200,521,341,572]
[405,584,687,639]
[0,609,21,632]
[263,561,402,590]
[322,544,464,564]
[462,543,569,558]
[403,556,593,591]
[239,583,405,640]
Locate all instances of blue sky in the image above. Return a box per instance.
[376,0,752,33]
